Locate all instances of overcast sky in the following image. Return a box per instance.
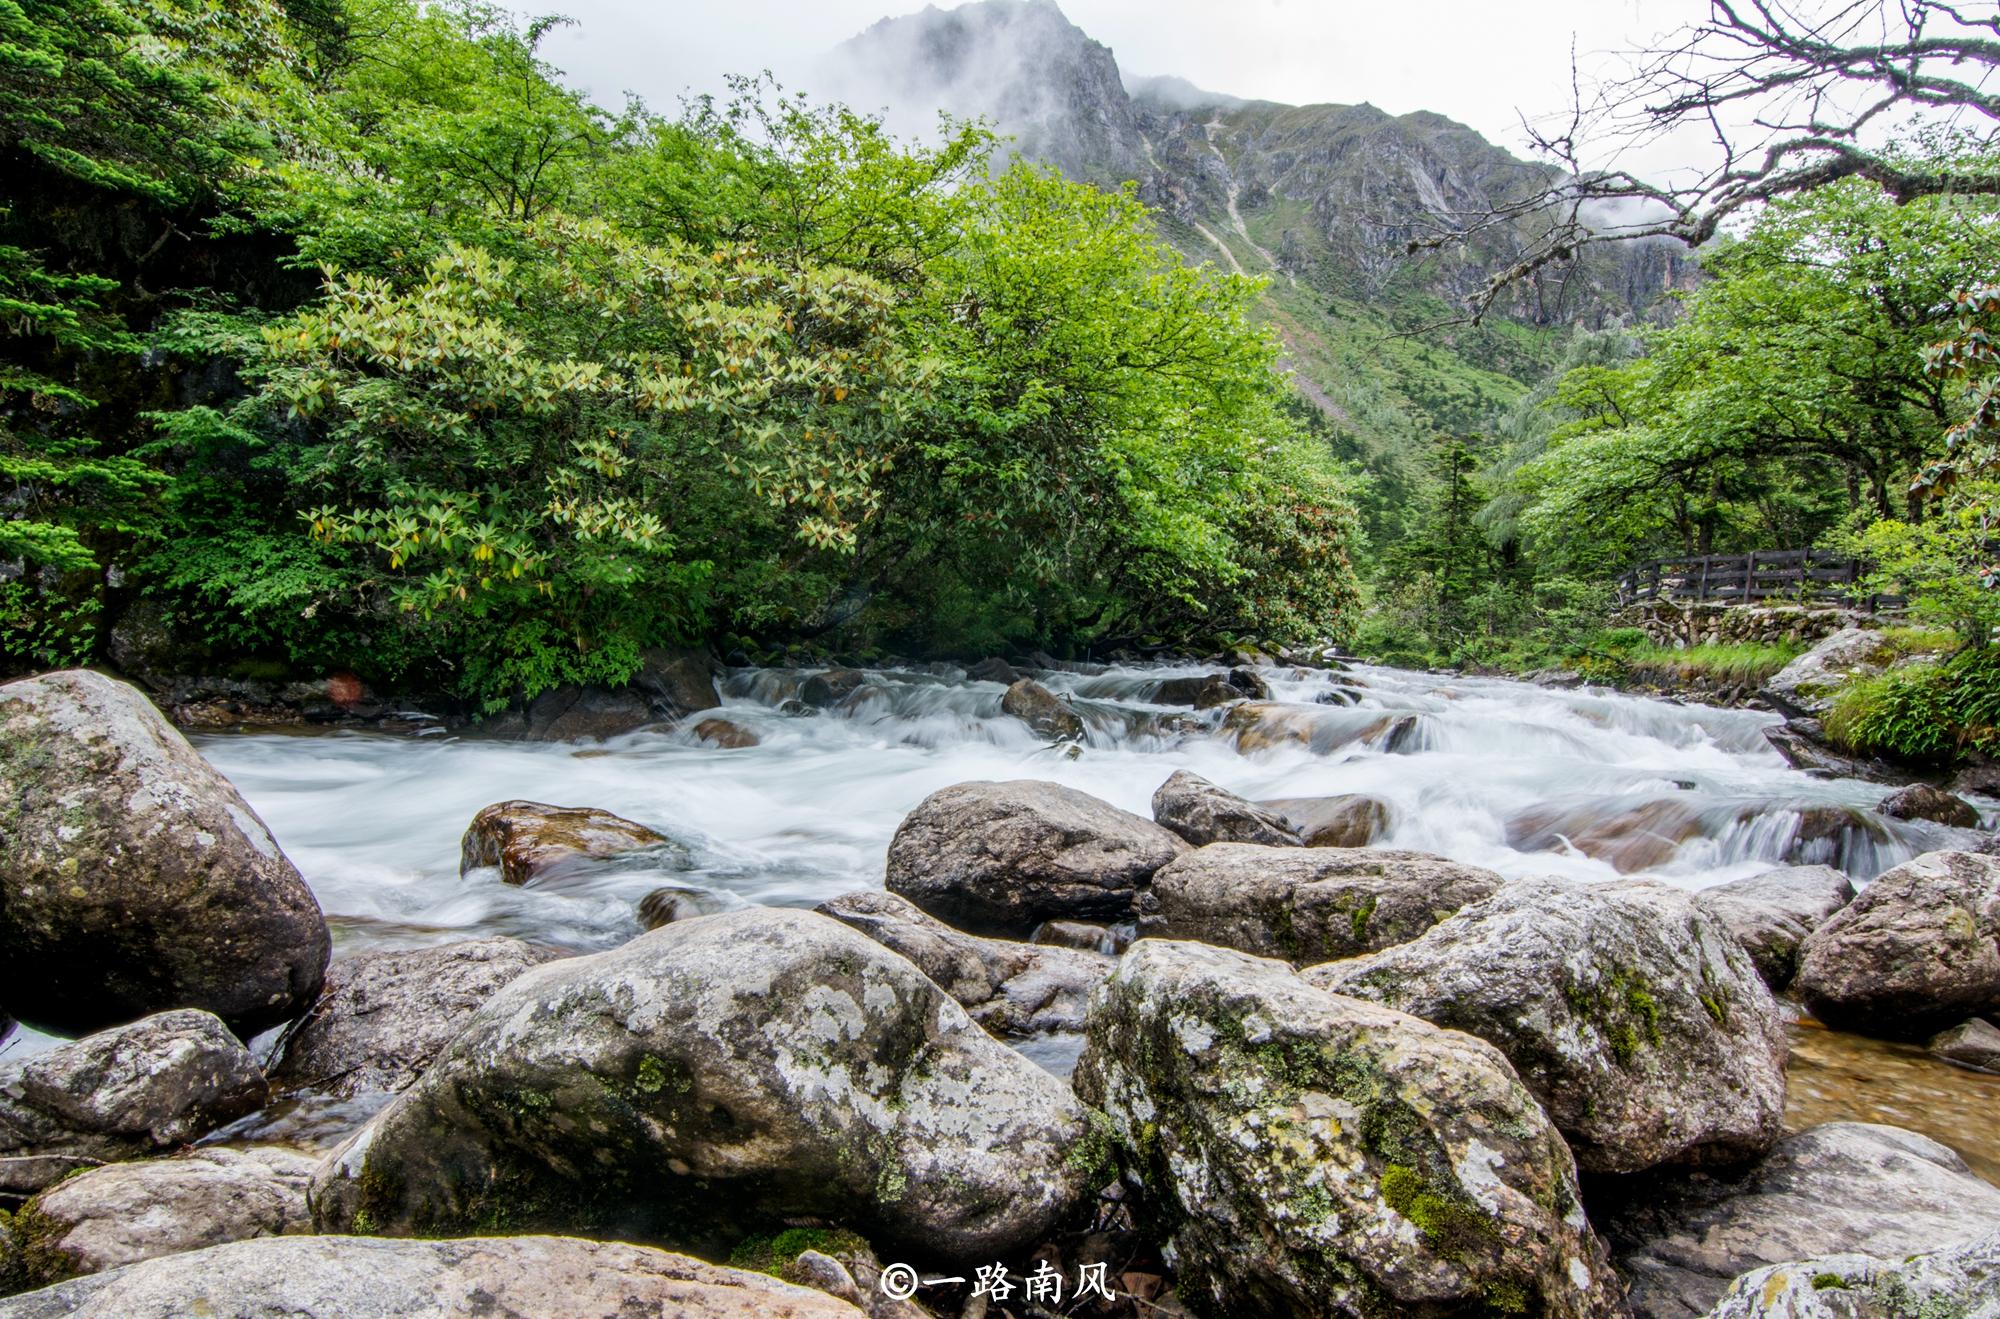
[541,0,1709,160]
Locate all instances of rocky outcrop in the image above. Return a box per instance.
[1929,1017,2000,1072]
[1705,1230,2000,1319]
[885,780,1184,936]
[1695,865,1855,990]
[311,909,1091,1259]
[458,800,686,886]
[1877,783,1981,828]
[1149,770,1301,847]
[0,669,329,1036]
[1794,849,2000,1036]
[0,1011,268,1196]
[1759,627,1886,719]
[0,1235,863,1318]
[1262,793,1394,847]
[269,938,559,1100]
[9,1147,315,1287]
[999,679,1084,740]
[1313,878,1788,1174]
[1144,843,1504,966]
[1591,1122,2000,1319]
[1073,940,1622,1319]
[815,890,1111,1037]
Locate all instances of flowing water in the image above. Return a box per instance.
[175,662,1999,1169]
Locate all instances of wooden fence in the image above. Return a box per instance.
[1615,550,1904,610]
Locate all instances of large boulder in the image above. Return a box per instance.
[0,1011,268,1196]
[1143,843,1504,966]
[999,679,1084,740]
[1591,1122,2000,1319]
[9,1146,316,1287]
[799,668,867,709]
[1695,865,1855,990]
[1262,794,1393,847]
[310,909,1092,1260]
[1149,770,1301,847]
[506,684,655,741]
[814,890,1111,1037]
[1794,849,2000,1036]
[1877,783,1981,828]
[1928,1016,2000,1072]
[1311,878,1788,1174]
[1073,940,1622,1319]
[0,669,329,1036]
[632,646,721,720]
[0,1235,863,1319]
[1759,627,1886,719]
[458,800,686,886]
[269,938,559,1100]
[1705,1230,2000,1319]
[885,780,1185,937]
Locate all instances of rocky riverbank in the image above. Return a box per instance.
[1,663,1997,1317]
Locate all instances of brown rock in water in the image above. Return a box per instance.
[458,800,684,886]
[1877,783,1981,829]
[1150,770,1302,847]
[1000,678,1085,740]
[1151,672,1228,705]
[635,885,738,930]
[1506,797,1707,872]
[1262,793,1393,847]
[692,717,759,748]
[966,657,1020,685]
[1222,702,1417,756]
[799,667,867,708]
[0,669,329,1036]
[1929,1017,2000,1072]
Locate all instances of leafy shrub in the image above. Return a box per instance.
[1824,648,2000,763]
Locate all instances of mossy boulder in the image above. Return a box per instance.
[1142,843,1503,966]
[1705,1229,2000,1319]
[1312,878,1787,1174]
[309,909,1092,1259]
[0,669,329,1036]
[1072,940,1622,1319]
[1794,850,2000,1037]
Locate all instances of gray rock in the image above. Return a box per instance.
[1312,878,1788,1174]
[457,800,686,886]
[1144,843,1504,966]
[310,909,1090,1260]
[966,657,1020,685]
[0,1235,863,1318]
[1795,849,2000,1036]
[1929,1017,2000,1072]
[635,885,740,930]
[12,1146,315,1286]
[1151,672,1229,705]
[815,890,1111,1037]
[0,669,329,1037]
[1150,770,1302,847]
[1760,628,1887,719]
[1705,1230,2000,1319]
[1262,794,1394,847]
[1073,940,1622,1319]
[1000,678,1084,740]
[885,780,1185,937]
[269,938,559,1100]
[512,684,654,741]
[799,668,867,708]
[1031,920,1129,953]
[0,1011,267,1196]
[1696,865,1855,990]
[1876,783,1982,829]
[1591,1122,2000,1319]
[632,646,721,720]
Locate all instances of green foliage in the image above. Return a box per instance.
[1913,285,2000,626]
[1846,482,2000,644]
[1824,648,2000,763]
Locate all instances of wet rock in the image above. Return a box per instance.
[1030,919,1130,953]
[1507,797,1709,872]
[1226,666,1271,700]
[458,800,686,886]
[1762,721,1875,778]
[1073,940,1621,1319]
[1705,1230,2000,1319]
[1151,672,1228,705]
[885,780,1185,937]
[1221,701,1417,756]
[1876,783,1981,829]
[1313,878,1788,1174]
[1928,1017,2000,1072]
[632,646,721,719]
[311,909,1091,1259]
[0,1235,864,1318]
[1695,865,1855,990]
[1149,770,1302,847]
[0,1011,268,1196]
[1760,627,1887,719]
[1145,843,1504,966]
[1192,677,1248,709]
[269,938,559,1100]
[0,669,330,1037]
[1262,793,1393,847]
[1000,678,1085,740]
[635,885,740,930]
[516,684,655,741]
[692,716,760,748]
[966,657,1020,685]
[1591,1122,2000,1319]
[799,668,867,708]
[815,891,1111,1037]
[11,1146,315,1286]
[1794,849,2000,1037]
